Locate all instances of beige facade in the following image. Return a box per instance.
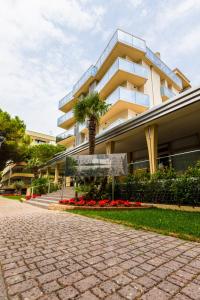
[26,130,56,145]
[54,29,194,175]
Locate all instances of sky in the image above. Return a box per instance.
[0,0,200,136]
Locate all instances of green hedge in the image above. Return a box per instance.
[106,162,200,207]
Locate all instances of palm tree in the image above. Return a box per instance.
[73,92,109,155]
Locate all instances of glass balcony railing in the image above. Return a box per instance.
[58,91,73,109]
[96,29,146,71]
[102,118,127,133]
[146,48,182,88]
[106,86,150,107]
[57,110,74,126]
[73,65,97,95]
[95,58,148,94]
[161,86,176,99]
[56,127,75,143]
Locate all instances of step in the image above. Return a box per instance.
[29,198,58,204]
[26,200,50,209]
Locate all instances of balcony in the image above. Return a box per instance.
[73,65,97,97]
[99,118,127,135]
[57,110,74,128]
[101,87,149,123]
[58,91,75,112]
[78,122,87,133]
[95,29,146,79]
[146,48,182,89]
[95,58,148,99]
[161,85,176,101]
[56,127,75,145]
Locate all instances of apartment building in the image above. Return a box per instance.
[57,29,190,152]
[42,29,200,181]
[1,162,34,189]
[26,130,56,145]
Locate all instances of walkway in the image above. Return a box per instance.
[0,197,200,299]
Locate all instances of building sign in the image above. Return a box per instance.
[65,154,128,177]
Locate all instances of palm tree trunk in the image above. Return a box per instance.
[88,117,96,155]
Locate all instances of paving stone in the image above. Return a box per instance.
[141,287,171,300]
[74,275,100,292]
[118,284,141,299]
[99,280,120,294]
[113,274,132,286]
[1,199,200,300]
[77,290,99,300]
[58,286,79,299]
[37,270,62,284]
[158,280,180,295]
[42,280,61,293]
[58,271,84,286]
[21,286,43,300]
[8,279,38,296]
[181,282,200,299]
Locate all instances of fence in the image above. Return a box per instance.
[130,149,200,173]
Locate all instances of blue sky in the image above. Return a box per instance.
[0,0,200,135]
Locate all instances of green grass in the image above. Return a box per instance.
[68,208,200,242]
[2,195,24,201]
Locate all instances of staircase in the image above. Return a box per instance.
[26,187,75,209]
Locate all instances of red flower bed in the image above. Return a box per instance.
[58,197,135,207]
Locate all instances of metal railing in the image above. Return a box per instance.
[58,91,73,109]
[56,127,75,142]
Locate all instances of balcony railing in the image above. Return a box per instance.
[96,29,146,71]
[106,86,150,107]
[95,58,148,94]
[57,110,74,126]
[56,127,75,143]
[161,85,175,99]
[101,118,127,134]
[73,65,97,95]
[146,48,182,88]
[58,91,73,109]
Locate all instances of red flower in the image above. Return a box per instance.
[59,199,70,205]
[25,195,31,200]
[124,201,131,207]
[76,200,85,206]
[135,201,141,207]
[99,200,108,207]
[69,198,75,204]
[116,199,125,205]
[87,200,96,206]
[110,200,118,206]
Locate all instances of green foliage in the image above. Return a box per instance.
[107,162,200,207]
[31,177,49,194]
[27,144,64,177]
[12,180,25,192]
[73,92,110,124]
[0,109,30,169]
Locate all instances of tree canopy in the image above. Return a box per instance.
[0,109,30,170]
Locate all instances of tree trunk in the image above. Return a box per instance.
[88,117,96,155]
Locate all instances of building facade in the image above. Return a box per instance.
[26,130,56,145]
[57,29,190,152]
[42,29,200,183]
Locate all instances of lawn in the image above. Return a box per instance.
[69,208,200,242]
[2,195,24,201]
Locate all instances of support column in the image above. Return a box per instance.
[45,168,49,178]
[106,141,115,154]
[145,124,158,174]
[54,164,59,184]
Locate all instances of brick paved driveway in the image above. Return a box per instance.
[0,198,200,300]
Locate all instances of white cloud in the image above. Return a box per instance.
[0,0,105,134]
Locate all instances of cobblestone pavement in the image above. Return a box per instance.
[0,198,200,299]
